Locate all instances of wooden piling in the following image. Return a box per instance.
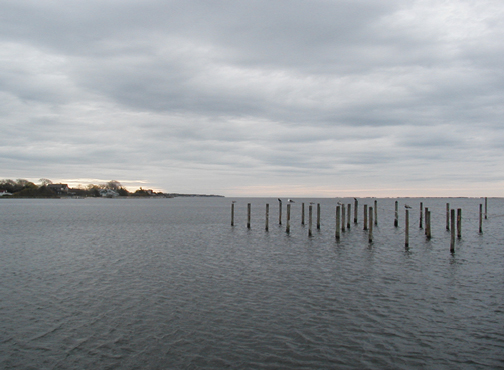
[426,210,431,239]
[309,205,313,237]
[419,202,423,229]
[368,206,373,243]
[479,204,483,234]
[341,204,346,232]
[446,203,450,230]
[286,203,291,233]
[317,203,321,230]
[301,203,305,225]
[457,208,462,239]
[354,198,358,223]
[278,199,282,225]
[450,209,456,253]
[485,197,488,219]
[335,205,341,240]
[265,204,269,231]
[231,202,235,226]
[424,207,429,236]
[374,200,378,225]
[394,201,398,227]
[347,204,351,229]
[247,203,251,229]
[363,204,368,230]
[405,209,409,248]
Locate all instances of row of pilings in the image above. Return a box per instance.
[230,198,490,253]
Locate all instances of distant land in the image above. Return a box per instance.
[0,179,224,199]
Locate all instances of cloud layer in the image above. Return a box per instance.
[1,0,504,196]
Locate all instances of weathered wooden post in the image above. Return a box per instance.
[278,199,282,225]
[426,210,432,239]
[485,197,488,219]
[405,209,409,248]
[308,204,313,237]
[265,203,269,231]
[457,208,462,239]
[424,207,429,236]
[341,204,346,232]
[231,202,235,226]
[394,200,398,227]
[317,203,321,230]
[347,204,351,229]
[354,198,358,223]
[450,209,456,253]
[419,202,423,229]
[335,205,341,240]
[374,200,378,225]
[286,203,291,233]
[247,203,251,229]
[363,204,368,230]
[446,203,450,230]
[479,204,483,234]
[368,206,373,243]
[301,203,305,225]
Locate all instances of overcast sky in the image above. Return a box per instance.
[1,0,503,196]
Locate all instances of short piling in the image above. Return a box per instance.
[317,203,321,230]
[479,204,483,234]
[457,208,462,239]
[335,205,341,240]
[450,209,456,253]
[446,203,450,231]
[308,205,313,237]
[286,203,291,233]
[405,209,409,248]
[231,202,235,226]
[265,203,269,231]
[354,198,358,223]
[247,203,251,229]
[363,204,368,231]
[394,201,398,227]
[368,206,373,243]
[424,207,429,236]
[426,210,432,239]
[485,197,488,219]
[301,203,305,225]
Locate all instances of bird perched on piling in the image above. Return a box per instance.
[405,204,412,209]
[278,198,282,202]
[287,199,295,203]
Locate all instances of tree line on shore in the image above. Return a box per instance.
[0,179,164,198]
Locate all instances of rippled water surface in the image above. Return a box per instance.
[1,197,503,369]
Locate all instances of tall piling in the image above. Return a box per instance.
[485,197,488,219]
[363,204,368,230]
[426,210,431,239]
[479,204,483,234]
[446,203,450,230]
[278,199,282,225]
[457,208,462,239]
[405,209,409,248]
[394,201,398,227]
[308,205,313,237]
[231,202,235,226]
[286,203,291,233]
[368,206,373,243]
[450,209,456,253]
[347,204,351,229]
[301,203,305,225]
[374,200,378,225]
[354,198,358,224]
[335,205,341,240]
[424,207,429,236]
[341,204,346,232]
[265,203,269,231]
[317,203,321,230]
[247,203,251,229]
[419,202,423,229]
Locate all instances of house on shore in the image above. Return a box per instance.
[47,184,69,195]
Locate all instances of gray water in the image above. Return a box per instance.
[1,197,503,369]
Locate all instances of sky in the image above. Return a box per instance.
[1,0,504,197]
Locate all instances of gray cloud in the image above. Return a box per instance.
[1,0,504,196]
